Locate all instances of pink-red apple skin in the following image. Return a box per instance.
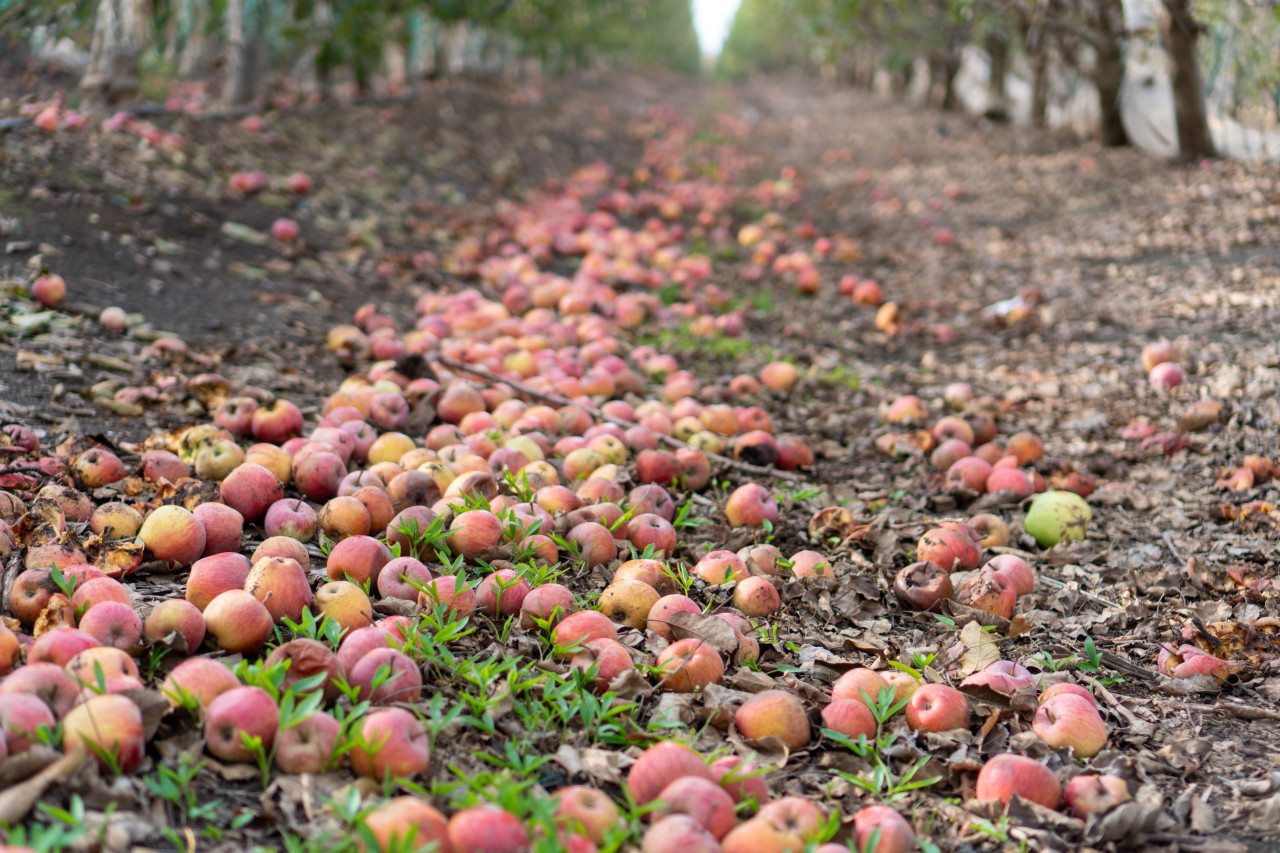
[0,693,57,755]
[1064,773,1130,818]
[63,693,144,773]
[853,804,915,853]
[652,775,738,839]
[554,786,619,845]
[627,740,715,806]
[641,815,722,853]
[734,690,810,749]
[274,711,340,774]
[975,753,1062,809]
[205,686,279,763]
[161,657,240,709]
[349,707,431,780]
[1032,694,1107,757]
[363,797,451,853]
[448,804,529,853]
[710,755,771,806]
[906,684,971,733]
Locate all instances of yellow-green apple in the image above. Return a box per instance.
[89,501,144,539]
[204,686,279,762]
[968,513,1010,547]
[883,671,922,704]
[313,581,374,634]
[63,693,143,773]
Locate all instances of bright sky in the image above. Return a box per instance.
[693,0,741,56]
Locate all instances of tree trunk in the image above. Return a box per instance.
[1089,0,1129,147]
[81,0,148,108]
[1093,40,1128,146]
[940,54,960,111]
[177,0,207,77]
[224,0,256,105]
[1031,48,1049,127]
[984,31,1010,121]
[1162,0,1215,160]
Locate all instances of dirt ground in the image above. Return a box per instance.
[2,70,1280,851]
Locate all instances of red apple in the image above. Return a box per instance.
[364,797,451,853]
[1032,694,1107,757]
[63,693,143,773]
[735,690,810,749]
[349,707,431,780]
[139,505,206,565]
[143,599,206,652]
[1063,773,1130,818]
[975,753,1061,809]
[852,804,915,853]
[448,804,528,853]
[160,657,240,709]
[905,683,970,733]
[205,686,279,763]
[274,711,339,774]
[627,740,715,806]
[203,589,274,655]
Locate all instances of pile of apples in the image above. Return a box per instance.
[892,521,1034,620]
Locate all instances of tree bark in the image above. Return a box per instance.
[1162,0,1215,160]
[81,0,148,108]
[223,0,259,105]
[1089,0,1129,147]
[940,53,961,111]
[984,31,1010,121]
